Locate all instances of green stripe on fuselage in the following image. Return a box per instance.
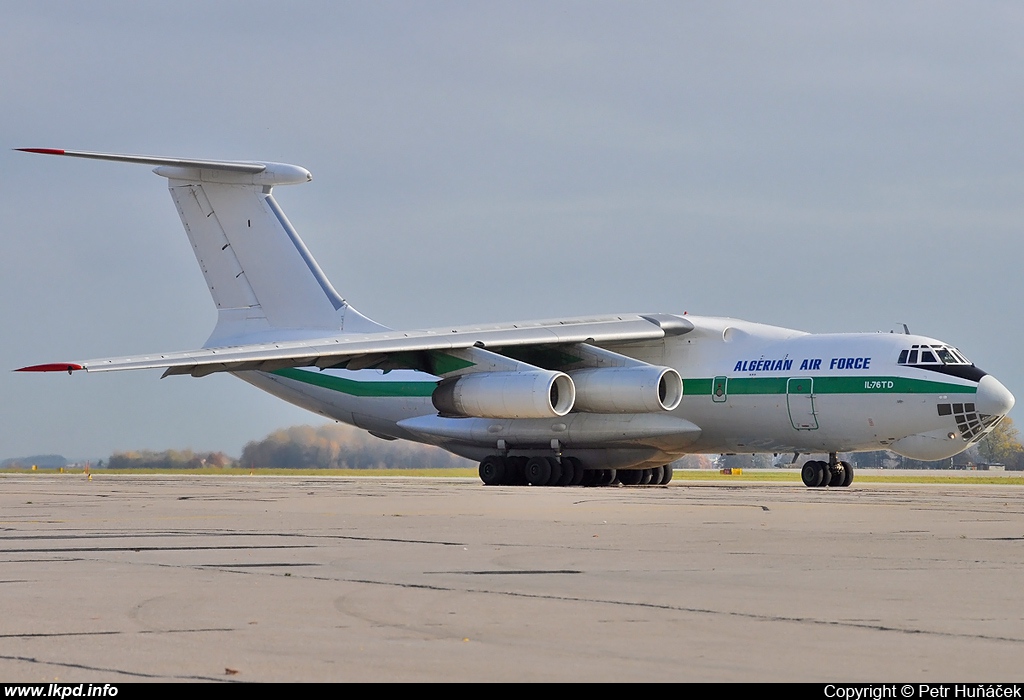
[682,375,974,396]
[272,368,437,397]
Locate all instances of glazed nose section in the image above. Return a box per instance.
[975,375,1015,416]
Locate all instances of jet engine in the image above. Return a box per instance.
[570,366,682,413]
[432,370,576,419]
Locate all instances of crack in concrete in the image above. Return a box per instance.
[0,545,312,554]
[0,628,236,639]
[0,653,237,682]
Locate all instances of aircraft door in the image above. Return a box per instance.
[787,377,818,430]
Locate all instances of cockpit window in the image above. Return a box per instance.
[898,344,973,366]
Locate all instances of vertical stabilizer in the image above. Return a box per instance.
[158,162,387,345]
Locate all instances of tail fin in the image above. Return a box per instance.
[18,149,386,345]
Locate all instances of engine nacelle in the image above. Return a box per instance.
[570,366,682,413]
[432,371,575,419]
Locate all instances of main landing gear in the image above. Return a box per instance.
[800,453,854,488]
[478,455,673,487]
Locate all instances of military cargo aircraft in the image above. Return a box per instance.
[16,149,1015,487]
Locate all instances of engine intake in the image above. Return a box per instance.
[432,370,575,419]
[570,366,682,413]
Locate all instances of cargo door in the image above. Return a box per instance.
[787,377,818,430]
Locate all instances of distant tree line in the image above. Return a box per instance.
[239,423,473,470]
[107,450,232,470]
[0,454,67,469]
[670,454,715,469]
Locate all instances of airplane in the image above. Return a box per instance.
[14,148,1016,488]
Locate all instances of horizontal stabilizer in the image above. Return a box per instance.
[15,148,267,174]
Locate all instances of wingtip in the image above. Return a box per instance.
[14,148,66,155]
[16,363,84,374]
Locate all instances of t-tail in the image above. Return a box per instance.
[16,148,387,346]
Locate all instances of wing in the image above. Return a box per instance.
[16,313,693,377]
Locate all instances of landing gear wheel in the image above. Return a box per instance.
[597,469,617,486]
[649,466,664,485]
[555,457,575,486]
[506,456,527,485]
[819,464,832,487]
[660,465,674,485]
[479,456,506,486]
[545,456,563,486]
[801,461,823,487]
[565,457,585,486]
[839,460,854,487]
[639,468,653,485]
[525,456,552,486]
[618,469,643,486]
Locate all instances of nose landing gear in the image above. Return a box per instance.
[801,453,854,488]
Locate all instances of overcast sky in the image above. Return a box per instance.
[2,1,1022,460]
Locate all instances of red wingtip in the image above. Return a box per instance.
[16,363,83,373]
[14,148,66,155]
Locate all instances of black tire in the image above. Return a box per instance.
[840,460,854,487]
[619,469,643,486]
[649,466,664,485]
[828,465,843,487]
[556,457,575,486]
[565,457,586,486]
[660,464,674,485]
[506,456,527,485]
[801,462,822,487]
[479,456,506,486]
[819,463,832,487]
[525,456,552,486]
[545,456,563,486]
[596,469,617,486]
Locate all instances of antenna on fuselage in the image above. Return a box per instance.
[902,323,911,335]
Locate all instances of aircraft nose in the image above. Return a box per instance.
[975,374,1015,416]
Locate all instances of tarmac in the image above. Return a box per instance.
[1,473,1022,682]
